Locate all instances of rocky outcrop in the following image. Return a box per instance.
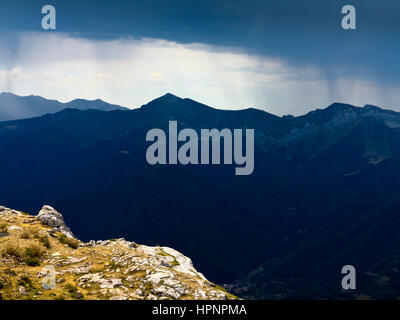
[0,205,236,300]
[36,205,74,238]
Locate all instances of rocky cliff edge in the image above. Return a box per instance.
[0,205,236,300]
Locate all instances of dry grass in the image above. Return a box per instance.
[2,243,23,259]
[0,223,8,233]
[1,239,45,267]
[57,234,79,249]
[0,210,238,301]
[20,230,32,239]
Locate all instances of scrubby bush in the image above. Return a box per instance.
[0,223,8,233]
[4,268,16,276]
[64,283,83,299]
[109,261,120,271]
[2,243,45,266]
[58,234,79,249]
[18,276,32,288]
[20,230,31,239]
[65,283,77,293]
[24,245,44,266]
[32,230,40,239]
[39,235,51,249]
[25,257,40,266]
[25,245,44,258]
[2,244,23,259]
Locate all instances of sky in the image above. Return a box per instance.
[0,0,399,116]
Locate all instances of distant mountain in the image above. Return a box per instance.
[0,92,128,121]
[66,98,128,112]
[1,93,400,299]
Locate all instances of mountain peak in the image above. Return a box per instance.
[70,98,105,103]
[0,92,16,96]
[363,104,382,111]
[326,102,356,111]
[157,93,182,103]
[140,93,185,110]
[65,98,127,111]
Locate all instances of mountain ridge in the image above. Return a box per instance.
[0,92,128,122]
[1,94,400,299]
[2,91,400,124]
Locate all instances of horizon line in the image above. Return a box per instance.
[0,90,395,118]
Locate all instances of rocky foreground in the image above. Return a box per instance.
[0,205,237,300]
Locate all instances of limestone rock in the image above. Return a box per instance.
[36,205,74,238]
[0,204,237,300]
[18,286,27,295]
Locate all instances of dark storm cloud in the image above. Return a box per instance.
[0,0,399,83]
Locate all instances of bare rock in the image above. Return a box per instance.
[36,205,74,238]
[18,286,27,295]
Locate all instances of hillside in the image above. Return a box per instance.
[0,205,236,300]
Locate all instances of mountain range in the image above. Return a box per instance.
[1,92,400,299]
[0,92,128,121]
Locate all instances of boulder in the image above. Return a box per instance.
[36,205,74,238]
[18,286,27,295]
